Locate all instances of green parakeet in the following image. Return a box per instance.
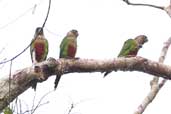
[30,27,49,90]
[54,29,79,89]
[104,35,148,77]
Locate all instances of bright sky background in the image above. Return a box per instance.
[1,0,171,114]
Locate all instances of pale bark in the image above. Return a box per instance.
[1,57,171,111]
[134,37,171,114]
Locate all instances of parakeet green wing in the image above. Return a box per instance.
[59,36,68,58]
[104,36,148,77]
[118,39,137,57]
[104,39,137,77]
[43,38,49,60]
[30,38,35,63]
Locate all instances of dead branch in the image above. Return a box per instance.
[1,57,171,111]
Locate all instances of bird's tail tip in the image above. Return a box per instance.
[103,71,111,78]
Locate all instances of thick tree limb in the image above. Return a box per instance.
[1,57,171,111]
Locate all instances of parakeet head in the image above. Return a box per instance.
[67,29,79,38]
[134,35,148,48]
[34,27,44,38]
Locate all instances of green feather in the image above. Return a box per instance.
[118,39,137,57]
[30,38,35,62]
[60,36,68,58]
[60,36,76,58]
[44,38,49,60]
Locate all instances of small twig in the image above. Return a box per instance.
[0,46,7,69]
[19,99,22,114]
[44,27,61,37]
[67,98,93,114]
[0,46,6,55]
[42,0,51,28]
[68,103,74,114]
[8,60,13,107]
[123,0,164,10]
[21,101,49,114]
[0,5,36,30]
[14,99,29,114]
[32,4,37,14]
[30,91,53,114]
[14,98,19,114]
[31,92,36,114]
[134,37,171,114]
[0,42,31,65]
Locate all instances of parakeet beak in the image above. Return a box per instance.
[71,29,79,37]
[139,44,142,48]
[144,36,148,43]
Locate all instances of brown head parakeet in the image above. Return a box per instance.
[104,35,148,77]
[54,29,79,89]
[30,27,49,90]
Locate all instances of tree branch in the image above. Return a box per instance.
[134,37,171,114]
[1,57,171,111]
[122,0,171,17]
[122,0,164,10]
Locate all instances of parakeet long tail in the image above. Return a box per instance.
[104,71,111,77]
[54,74,61,89]
[32,81,37,91]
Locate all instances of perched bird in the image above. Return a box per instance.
[104,35,148,77]
[54,29,79,89]
[30,27,49,90]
